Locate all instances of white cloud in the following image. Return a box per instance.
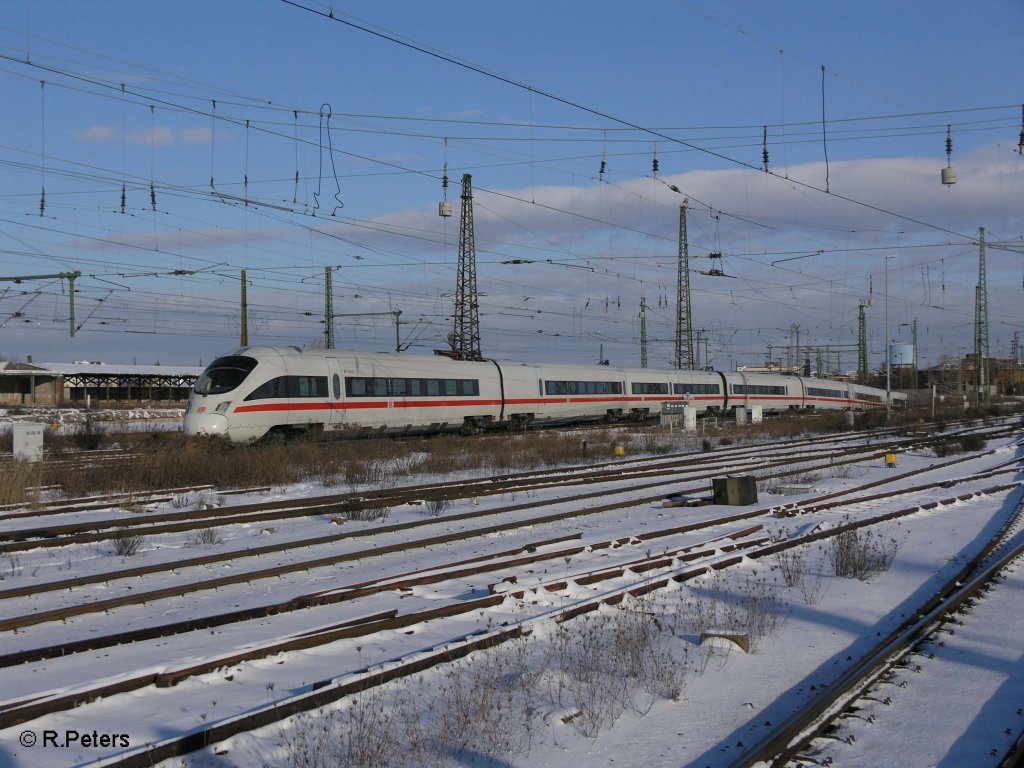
[128,126,175,146]
[180,127,212,145]
[75,125,119,143]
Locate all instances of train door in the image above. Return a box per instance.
[729,371,748,415]
[326,357,346,432]
[792,375,807,411]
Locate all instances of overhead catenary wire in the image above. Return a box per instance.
[276,0,986,244]
[0,13,1015,368]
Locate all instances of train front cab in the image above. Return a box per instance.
[186,347,337,443]
[185,351,266,442]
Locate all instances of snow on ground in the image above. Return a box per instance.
[0,407,183,435]
[0,429,1021,768]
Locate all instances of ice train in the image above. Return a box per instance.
[183,346,905,444]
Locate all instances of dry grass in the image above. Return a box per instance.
[262,570,789,767]
[7,401,1000,499]
[0,460,44,506]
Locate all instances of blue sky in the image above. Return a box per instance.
[0,0,1021,372]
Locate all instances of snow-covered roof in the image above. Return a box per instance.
[33,362,204,377]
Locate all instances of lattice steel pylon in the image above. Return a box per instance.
[674,204,694,369]
[450,173,483,361]
[974,227,990,403]
[323,266,334,350]
[639,297,648,368]
[858,302,868,384]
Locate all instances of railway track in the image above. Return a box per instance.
[2,420,1014,552]
[0,419,1019,767]
[726,485,1024,768]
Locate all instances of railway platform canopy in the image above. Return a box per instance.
[0,359,202,407]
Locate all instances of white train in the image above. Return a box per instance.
[183,346,906,443]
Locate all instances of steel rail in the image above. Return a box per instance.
[725,485,1024,768]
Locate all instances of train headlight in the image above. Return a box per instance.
[215,402,232,414]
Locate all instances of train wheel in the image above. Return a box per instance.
[508,414,532,432]
[459,417,482,436]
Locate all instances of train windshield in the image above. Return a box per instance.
[194,355,258,395]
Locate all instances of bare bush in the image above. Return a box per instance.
[958,434,987,452]
[343,504,389,522]
[171,490,212,510]
[186,526,223,547]
[71,411,108,450]
[110,528,145,557]
[270,568,798,765]
[826,520,905,580]
[425,498,452,517]
[278,689,398,768]
[542,595,692,737]
[771,546,807,588]
[799,567,829,605]
[428,638,536,763]
[682,569,787,653]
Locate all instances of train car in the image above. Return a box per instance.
[185,346,504,442]
[184,346,900,443]
[801,379,854,411]
[625,369,727,418]
[721,370,803,414]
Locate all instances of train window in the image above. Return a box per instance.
[246,377,287,400]
[854,390,883,403]
[344,376,480,398]
[194,355,257,395]
[245,375,327,400]
[632,382,669,395]
[296,376,328,398]
[333,374,341,399]
[545,380,622,396]
[345,377,386,397]
[673,383,720,395]
[807,387,844,398]
[732,384,787,396]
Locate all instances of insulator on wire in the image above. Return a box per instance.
[438,160,452,217]
[1018,105,1023,155]
[762,125,769,172]
[121,183,126,214]
[942,124,957,185]
[39,187,45,217]
[150,181,157,211]
[652,143,659,177]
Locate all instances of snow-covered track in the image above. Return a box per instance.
[725,486,1024,768]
